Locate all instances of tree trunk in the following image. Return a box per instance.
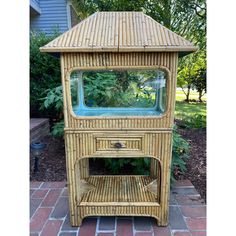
[198,90,203,102]
[185,85,191,103]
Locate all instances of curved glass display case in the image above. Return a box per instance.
[70,69,167,116]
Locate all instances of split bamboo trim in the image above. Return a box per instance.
[40,12,197,53]
[79,176,159,206]
[63,52,176,70]
[78,206,160,221]
[60,52,178,130]
[64,131,171,160]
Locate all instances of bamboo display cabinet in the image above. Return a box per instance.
[40,12,197,226]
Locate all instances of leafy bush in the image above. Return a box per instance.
[177,114,206,129]
[39,85,63,114]
[51,120,64,137]
[83,71,156,108]
[104,158,150,175]
[171,128,190,184]
[130,158,150,175]
[30,31,61,118]
[184,114,206,129]
[39,78,80,131]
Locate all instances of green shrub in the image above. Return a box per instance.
[177,114,206,129]
[130,158,150,175]
[104,158,150,175]
[184,114,206,128]
[82,71,155,108]
[171,127,190,184]
[30,31,61,119]
[39,85,63,113]
[51,120,65,137]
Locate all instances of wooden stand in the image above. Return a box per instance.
[40,12,197,226]
[61,52,176,226]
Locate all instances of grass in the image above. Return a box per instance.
[176,89,207,102]
[175,89,206,121]
[175,101,206,120]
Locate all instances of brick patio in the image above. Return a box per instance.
[30,180,206,236]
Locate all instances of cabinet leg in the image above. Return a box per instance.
[70,216,83,227]
[157,218,168,226]
[77,217,83,226]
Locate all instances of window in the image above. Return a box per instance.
[67,2,78,29]
[70,69,167,116]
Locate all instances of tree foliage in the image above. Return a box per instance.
[71,0,206,44]
[71,0,145,19]
[82,71,157,108]
[71,0,206,102]
[30,31,61,118]
[178,50,206,102]
[192,54,206,102]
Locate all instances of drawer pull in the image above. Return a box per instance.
[111,141,126,149]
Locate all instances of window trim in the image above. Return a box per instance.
[66,0,72,29]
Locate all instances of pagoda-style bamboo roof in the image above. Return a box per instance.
[40,11,197,54]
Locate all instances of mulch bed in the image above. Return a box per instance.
[30,125,206,202]
[30,136,67,181]
[176,126,206,202]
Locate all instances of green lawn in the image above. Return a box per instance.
[175,90,206,120]
[176,89,207,102]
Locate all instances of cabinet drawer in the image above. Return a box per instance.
[93,134,144,154]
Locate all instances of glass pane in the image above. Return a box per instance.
[70,69,167,116]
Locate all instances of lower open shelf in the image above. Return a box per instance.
[79,175,159,206]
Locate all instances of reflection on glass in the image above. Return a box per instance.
[70,70,167,116]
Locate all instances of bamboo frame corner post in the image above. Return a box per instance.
[40,11,197,226]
